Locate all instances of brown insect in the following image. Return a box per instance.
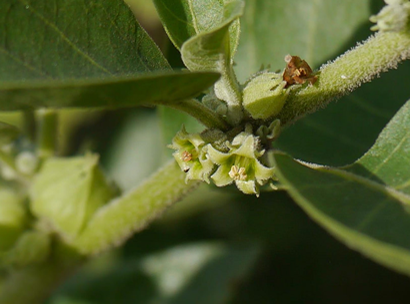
[282,55,317,88]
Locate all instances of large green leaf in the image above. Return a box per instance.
[235,0,375,79]
[1,0,168,81]
[0,0,219,109]
[345,100,410,194]
[272,100,410,275]
[0,72,219,110]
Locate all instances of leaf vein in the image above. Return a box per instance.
[17,0,112,76]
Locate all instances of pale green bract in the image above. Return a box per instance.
[30,154,116,242]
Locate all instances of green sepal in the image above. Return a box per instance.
[242,72,288,120]
[30,154,116,241]
[0,189,28,251]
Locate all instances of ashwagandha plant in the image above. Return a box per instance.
[1,0,410,302]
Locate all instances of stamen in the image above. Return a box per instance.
[181,151,192,162]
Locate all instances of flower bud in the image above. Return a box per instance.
[242,72,288,120]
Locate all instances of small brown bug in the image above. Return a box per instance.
[282,55,317,88]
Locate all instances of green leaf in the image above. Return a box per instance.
[272,98,410,275]
[30,154,115,241]
[50,242,259,304]
[0,121,20,146]
[346,99,410,195]
[235,0,376,79]
[0,71,220,110]
[153,0,241,56]
[1,0,168,82]
[181,1,244,123]
[0,1,220,110]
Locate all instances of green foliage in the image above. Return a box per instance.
[0,0,219,112]
[0,0,410,303]
[49,243,259,304]
[30,154,115,240]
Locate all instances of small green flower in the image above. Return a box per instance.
[169,127,215,183]
[370,0,410,32]
[207,131,274,196]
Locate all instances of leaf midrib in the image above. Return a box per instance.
[18,0,112,75]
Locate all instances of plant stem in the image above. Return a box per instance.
[278,31,410,125]
[168,99,230,130]
[36,109,58,158]
[72,160,199,255]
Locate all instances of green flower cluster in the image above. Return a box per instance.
[370,0,410,32]
[170,123,278,196]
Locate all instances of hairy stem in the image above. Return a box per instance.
[278,31,410,125]
[167,99,230,130]
[72,160,199,255]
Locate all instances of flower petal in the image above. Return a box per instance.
[234,135,257,158]
[236,180,258,196]
[206,144,231,165]
[211,165,234,187]
[254,160,275,184]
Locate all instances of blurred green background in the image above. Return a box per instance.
[2,0,404,303]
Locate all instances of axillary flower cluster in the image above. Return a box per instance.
[170,52,318,196]
[170,122,280,196]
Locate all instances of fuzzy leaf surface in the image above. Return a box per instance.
[0,0,219,110]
